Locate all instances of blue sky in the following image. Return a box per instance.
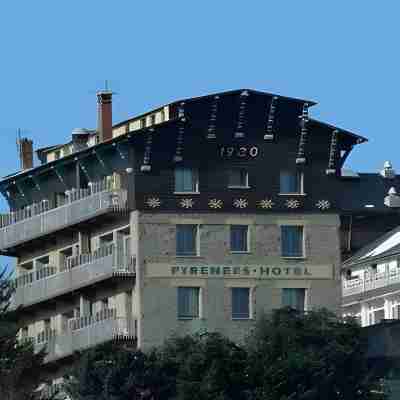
[0,1,398,182]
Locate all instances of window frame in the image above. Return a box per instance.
[177,287,201,320]
[279,170,305,195]
[174,167,200,194]
[281,288,307,311]
[176,224,200,257]
[280,225,305,259]
[230,225,250,253]
[231,287,252,320]
[228,168,250,189]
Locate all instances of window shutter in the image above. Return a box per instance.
[282,288,305,311]
[232,288,249,319]
[178,288,199,318]
[281,226,303,257]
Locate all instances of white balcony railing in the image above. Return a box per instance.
[342,268,400,296]
[11,246,135,309]
[0,184,127,251]
[31,313,136,363]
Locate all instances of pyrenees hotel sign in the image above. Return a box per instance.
[146,264,332,279]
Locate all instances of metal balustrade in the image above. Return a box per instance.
[11,246,135,309]
[0,184,127,251]
[32,315,136,363]
[68,307,117,331]
[342,268,400,296]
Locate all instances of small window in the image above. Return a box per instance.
[54,150,61,160]
[282,288,305,311]
[178,287,200,319]
[232,288,250,319]
[150,114,156,125]
[174,167,199,193]
[140,118,146,129]
[281,226,304,258]
[160,109,166,122]
[228,169,248,188]
[280,171,303,194]
[176,225,198,256]
[230,225,249,252]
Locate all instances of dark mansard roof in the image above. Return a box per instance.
[0,87,387,215]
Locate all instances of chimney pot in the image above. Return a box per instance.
[19,138,34,170]
[97,91,113,143]
[380,161,396,179]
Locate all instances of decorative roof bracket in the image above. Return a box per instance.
[29,175,41,191]
[93,149,108,171]
[52,166,67,188]
[173,103,186,163]
[206,95,219,139]
[264,96,278,140]
[141,128,154,172]
[234,90,249,139]
[326,129,339,175]
[296,102,309,164]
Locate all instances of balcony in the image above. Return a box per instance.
[31,309,136,363]
[11,245,135,309]
[342,268,400,297]
[0,181,127,252]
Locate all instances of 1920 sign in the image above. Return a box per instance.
[219,145,259,159]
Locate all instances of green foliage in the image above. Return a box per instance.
[64,308,386,400]
[0,266,47,400]
[246,307,386,400]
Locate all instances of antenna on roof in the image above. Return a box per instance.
[16,128,22,169]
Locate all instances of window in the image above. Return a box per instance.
[232,288,250,319]
[176,225,198,256]
[177,287,200,319]
[282,288,306,311]
[228,169,249,188]
[281,226,304,258]
[150,114,156,125]
[174,167,199,193]
[368,305,385,326]
[54,150,61,160]
[280,171,303,194]
[140,118,146,129]
[230,225,249,252]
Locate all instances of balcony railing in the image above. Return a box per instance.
[30,311,136,363]
[0,181,127,251]
[342,268,400,296]
[11,245,135,309]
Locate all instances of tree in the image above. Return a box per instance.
[63,332,249,400]
[245,307,386,400]
[160,332,249,400]
[0,267,47,400]
[63,342,177,400]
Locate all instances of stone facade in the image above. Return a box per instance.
[136,211,341,348]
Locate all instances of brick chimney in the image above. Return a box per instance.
[19,138,33,170]
[97,90,113,142]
